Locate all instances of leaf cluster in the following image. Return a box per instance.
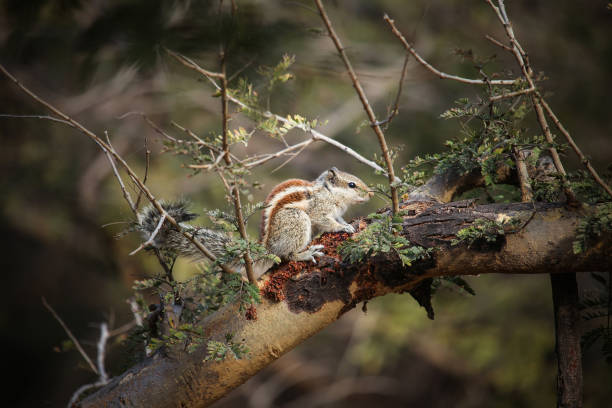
[338,212,431,268]
[204,333,250,361]
[399,77,554,203]
[573,202,612,255]
[131,256,261,356]
[451,216,518,249]
[431,276,476,297]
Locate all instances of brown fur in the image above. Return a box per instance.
[259,179,312,240]
[262,191,309,245]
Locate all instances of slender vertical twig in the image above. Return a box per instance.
[96,323,110,383]
[314,0,399,213]
[540,98,612,198]
[513,147,533,202]
[104,131,137,212]
[379,53,411,130]
[134,135,151,209]
[219,50,256,285]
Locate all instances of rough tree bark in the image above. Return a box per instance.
[550,273,583,408]
[79,169,611,408]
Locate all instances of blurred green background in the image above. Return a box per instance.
[0,0,610,407]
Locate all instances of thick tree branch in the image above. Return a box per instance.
[79,197,611,407]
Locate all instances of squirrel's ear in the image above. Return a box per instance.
[327,167,338,183]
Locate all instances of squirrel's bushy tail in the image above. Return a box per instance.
[135,201,231,261]
[135,201,273,279]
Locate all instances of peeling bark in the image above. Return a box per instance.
[79,201,612,408]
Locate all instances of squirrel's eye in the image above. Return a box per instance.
[348,182,356,188]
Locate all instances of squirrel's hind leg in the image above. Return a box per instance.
[267,208,323,263]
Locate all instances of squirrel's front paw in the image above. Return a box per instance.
[341,224,356,234]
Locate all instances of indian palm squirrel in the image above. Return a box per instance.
[137,167,372,279]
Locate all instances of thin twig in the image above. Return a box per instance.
[134,135,150,209]
[489,86,536,102]
[244,139,314,168]
[228,55,256,83]
[153,247,176,282]
[485,34,513,52]
[188,150,227,169]
[540,98,612,198]
[513,146,534,202]
[380,52,411,129]
[170,120,242,161]
[104,131,137,213]
[96,323,110,383]
[127,298,144,327]
[220,50,256,284]
[42,297,98,375]
[129,211,167,255]
[68,379,109,407]
[120,111,177,143]
[381,0,430,130]
[108,320,137,337]
[314,0,400,213]
[67,322,112,407]
[384,15,518,86]
[0,113,73,126]
[165,48,224,79]
[171,121,219,151]
[271,139,311,173]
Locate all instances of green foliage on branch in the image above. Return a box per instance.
[338,212,431,267]
[132,263,261,356]
[451,217,518,249]
[205,333,250,361]
[573,203,612,254]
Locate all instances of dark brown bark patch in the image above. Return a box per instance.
[284,261,357,313]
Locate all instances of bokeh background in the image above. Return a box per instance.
[1,0,611,407]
